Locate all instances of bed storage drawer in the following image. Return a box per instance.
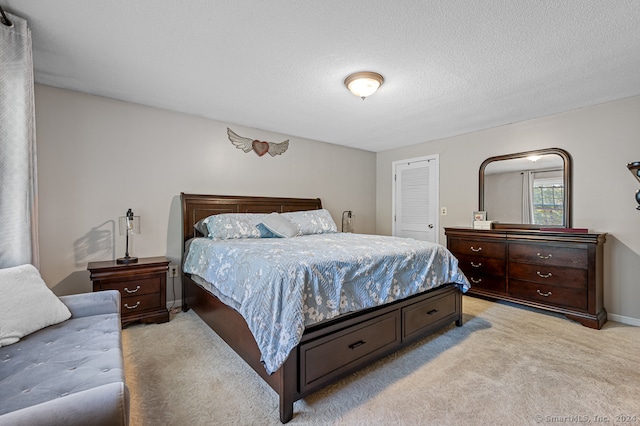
[402,291,458,341]
[300,311,400,391]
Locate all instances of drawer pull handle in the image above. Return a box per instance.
[536,253,553,259]
[536,271,553,279]
[427,309,439,315]
[470,246,482,252]
[470,262,482,268]
[348,340,366,349]
[537,290,552,297]
[470,277,482,284]
[124,302,140,310]
[124,285,141,294]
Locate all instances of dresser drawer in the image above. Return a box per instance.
[466,274,506,294]
[508,243,588,268]
[300,311,399,390]
[508,279,587,311]
[402,292,457,340]
[457,255,505,277]
[99,276,161,297]
[449,238,506,259]
[508,263,587,289]
[121,292,162,313]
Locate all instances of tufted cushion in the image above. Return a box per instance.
[0,312,125,416]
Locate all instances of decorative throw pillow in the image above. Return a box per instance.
[0,264,72,347]
[202,213,266,239]
[257,213,300,238]
[282,209,338,235]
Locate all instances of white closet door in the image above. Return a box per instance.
[393,156,438,243]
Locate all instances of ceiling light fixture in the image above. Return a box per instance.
[344,71,384,100]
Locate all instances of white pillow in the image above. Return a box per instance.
[282,209,338,235]
[0,264,72,347]
[258,212,300,238]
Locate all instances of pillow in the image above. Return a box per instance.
[257,212,300,238]
[0,264,72,347]
[202,213,266,239]
[282,209,338,235]
[193,217,209,237]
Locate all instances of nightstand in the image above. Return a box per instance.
[87,256,170,327]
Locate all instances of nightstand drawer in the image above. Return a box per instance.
[100,276,161,297]
[121,292,162,313]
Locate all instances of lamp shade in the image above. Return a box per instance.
[344,72,384,99]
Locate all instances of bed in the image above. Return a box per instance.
[180,193,469,423]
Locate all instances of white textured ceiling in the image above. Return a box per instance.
[4,1,640,152]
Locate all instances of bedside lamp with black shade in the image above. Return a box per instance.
[628,162,640,210]
[117,208,140,264]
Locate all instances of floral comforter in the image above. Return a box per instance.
[183,233,469,374]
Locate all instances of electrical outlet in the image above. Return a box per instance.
[169,265,178,277]
[441,207,448,216]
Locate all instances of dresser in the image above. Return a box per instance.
[444,227,607,329]
[88,256,170,327]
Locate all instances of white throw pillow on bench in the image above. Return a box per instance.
[0,264,71,347]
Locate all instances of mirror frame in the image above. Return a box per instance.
[479,148,572,229]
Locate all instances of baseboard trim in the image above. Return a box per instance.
[607,313,640,327]
[167,299,182,312]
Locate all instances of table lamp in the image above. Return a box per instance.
[627,162,640,210]
[117,208,140,264]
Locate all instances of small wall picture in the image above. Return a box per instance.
[473,211,487,221]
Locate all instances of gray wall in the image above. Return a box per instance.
[377,96,640,324]
[35,85,377,302]
[34,84,640,324]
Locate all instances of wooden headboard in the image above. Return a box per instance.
[180,193,323,246]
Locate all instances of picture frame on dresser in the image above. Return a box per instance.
[473,211,487,221]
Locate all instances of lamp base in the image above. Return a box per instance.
[116,256,138,264]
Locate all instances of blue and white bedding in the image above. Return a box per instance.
[183,232,469,374]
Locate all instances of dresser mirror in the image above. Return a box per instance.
[479,148,572,228]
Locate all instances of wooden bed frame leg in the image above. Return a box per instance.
[279,397,293,424]
[456,291,463,326]
[278,351,297,423]
[181,273,190,312]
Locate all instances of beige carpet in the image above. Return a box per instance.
[122,296,640,425]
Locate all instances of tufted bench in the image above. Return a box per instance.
[0,290,129,426]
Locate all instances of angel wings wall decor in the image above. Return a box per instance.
[227,128,289,157]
